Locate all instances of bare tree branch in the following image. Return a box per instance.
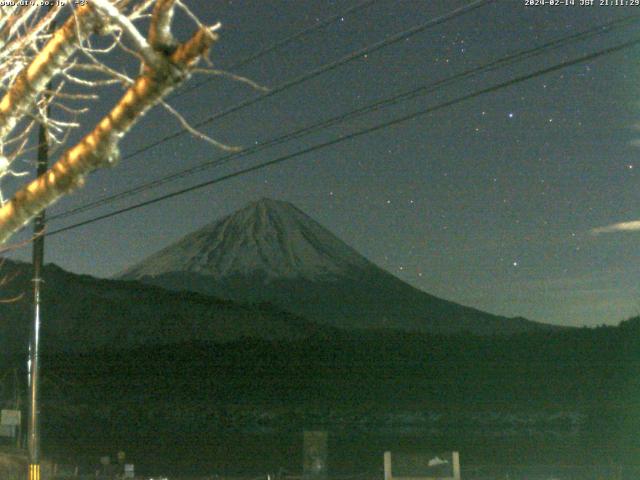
[0,2,247,247]
[0,4,101,141]
[91,0,164,69]
[149,0,176,51]
[0,20,219,244]
[160,99,240,151]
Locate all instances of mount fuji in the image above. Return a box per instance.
[120,198,552,334]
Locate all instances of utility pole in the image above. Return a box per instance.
[28,6,54,473]
[28,98,49,480]
[14,368,22,449]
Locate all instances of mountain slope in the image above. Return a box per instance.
[121,197,371,280]
[120,198,554,334]
[0,259,326,356]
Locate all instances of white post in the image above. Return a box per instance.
[384,451,392,480]
[452,451,460,480]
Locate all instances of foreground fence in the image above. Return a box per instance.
[461,464,638,480]
[142,467,640,480]
[10,463,634,480]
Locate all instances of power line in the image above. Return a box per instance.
[121,0,495,161]
[171,0,378,100]
[49,0,496,220]
[49,13,640,222]
[46,35,640,237]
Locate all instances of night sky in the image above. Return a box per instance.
[4,0,640,327]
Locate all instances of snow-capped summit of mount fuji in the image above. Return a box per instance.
[120,198,372,281]
[120,198,556,334]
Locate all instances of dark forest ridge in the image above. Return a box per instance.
[0,258,323,356]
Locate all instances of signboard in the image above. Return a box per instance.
[1,409,21,427]
[124,464,134,478]
[384,451,460,480]
[303,431,328,480]
[0,411,19,439]
[0,425,16,437]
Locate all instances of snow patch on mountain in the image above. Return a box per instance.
[120,198,373,281]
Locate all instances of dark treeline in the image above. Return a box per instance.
[2,316,639,474]
[19,316,636,410]
[34,315,640,417]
